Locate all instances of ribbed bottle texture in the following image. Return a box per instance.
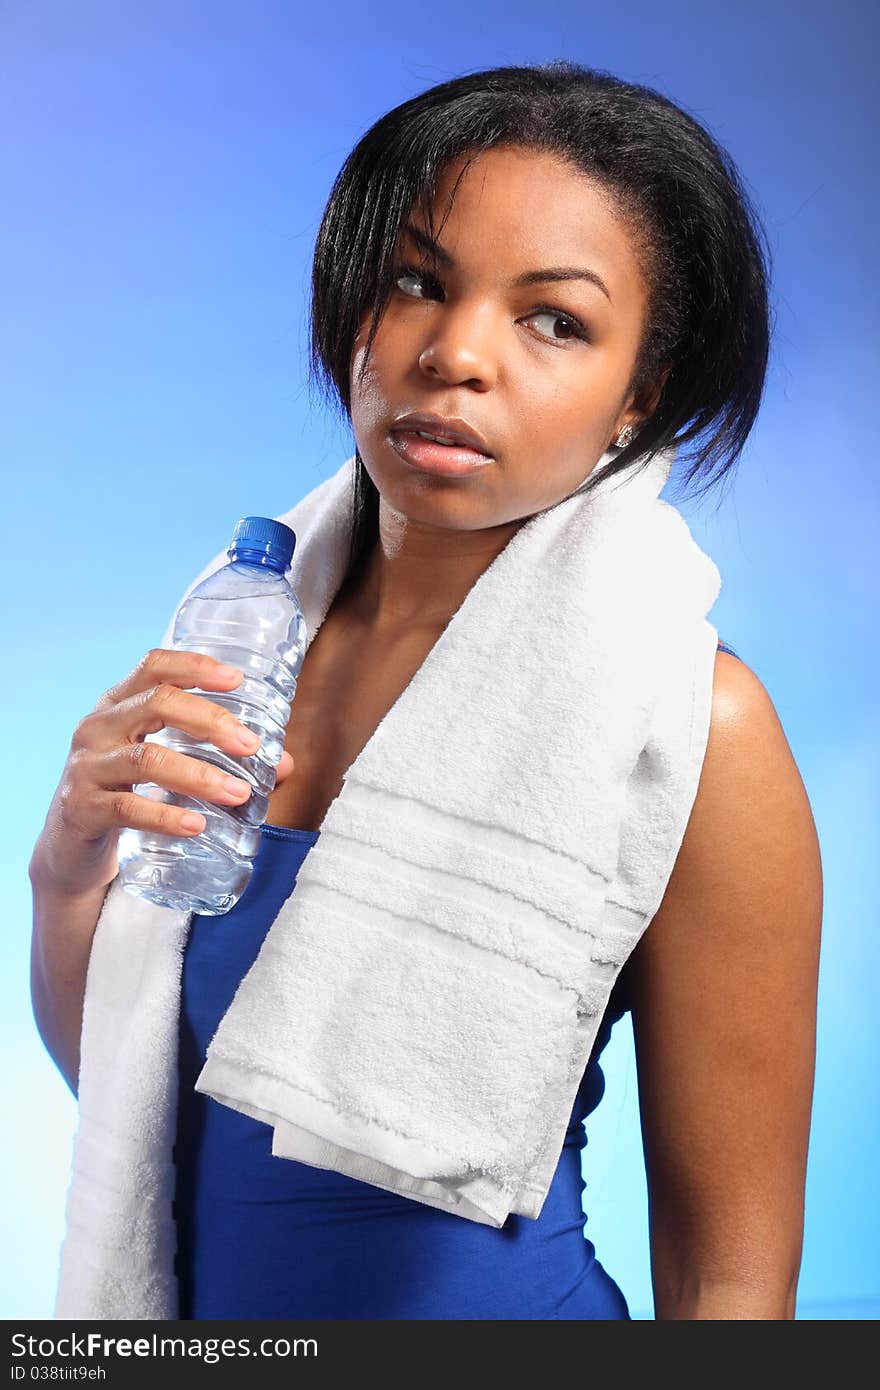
[118,518,306,915]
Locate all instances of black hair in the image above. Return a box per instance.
[307,61,774,584]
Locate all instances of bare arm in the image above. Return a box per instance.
[621,650,823,1319]
[27,648,296,1102]
[29,872,111,1099]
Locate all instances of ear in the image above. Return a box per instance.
[634,362,672,422]
[613,364,673,446]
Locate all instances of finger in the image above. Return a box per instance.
[95,741,254,808]
[274,750,295,782]
[89,786,212,840]
[81,682,260,759]
[93,649,246,713]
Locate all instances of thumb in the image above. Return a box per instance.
[274,750,295,783]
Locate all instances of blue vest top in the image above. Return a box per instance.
[174,639,741,1320]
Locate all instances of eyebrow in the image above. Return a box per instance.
[401,222,613,303]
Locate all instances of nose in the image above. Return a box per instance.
[417,302,498,389]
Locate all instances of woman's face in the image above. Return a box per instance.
[349,145,661,532]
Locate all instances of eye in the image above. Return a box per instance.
[393,263,442,299]
[391,264,590,346]
[523,308,590,345]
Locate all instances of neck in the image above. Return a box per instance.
[347,502,524,632]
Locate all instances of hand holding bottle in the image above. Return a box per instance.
[29,649,295,900]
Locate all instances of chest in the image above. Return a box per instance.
[264,604,446,833]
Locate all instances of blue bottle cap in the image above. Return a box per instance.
[228,517,296,572]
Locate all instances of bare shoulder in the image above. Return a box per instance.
[628,647,824,985]
[676,648,821,893]
[621,648,824,1313]
[703,648,795,772]
[690,648,811,836]
[702,648,793,770]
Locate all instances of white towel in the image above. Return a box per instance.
[54,445,721,1319]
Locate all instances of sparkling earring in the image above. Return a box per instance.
[615,424,635,449]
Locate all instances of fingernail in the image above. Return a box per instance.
[216,664,242,681]
[222,775,251,797]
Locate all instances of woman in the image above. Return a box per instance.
[31,62,823,1320]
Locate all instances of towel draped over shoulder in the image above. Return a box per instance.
[54,445,721,1319]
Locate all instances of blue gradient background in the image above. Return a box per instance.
[4,2,877,1320]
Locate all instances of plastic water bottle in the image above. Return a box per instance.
[117,517,306,916]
